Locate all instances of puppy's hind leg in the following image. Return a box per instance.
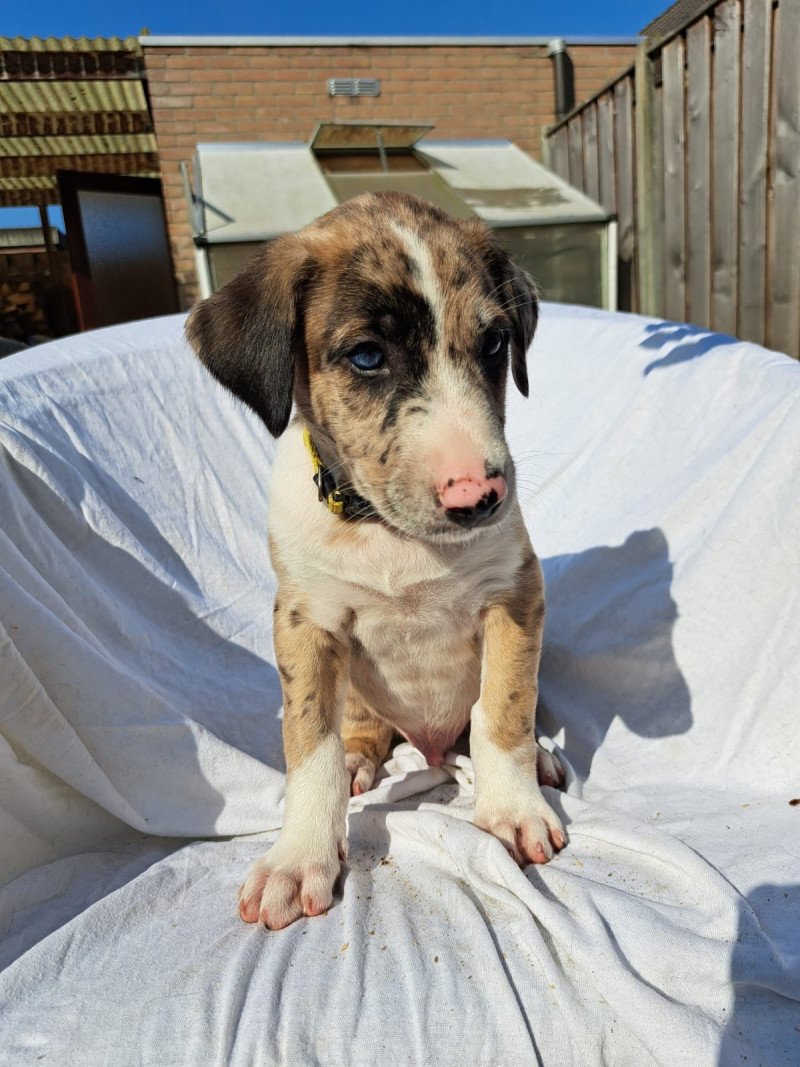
[342,693,394,797]
[536,743,566,789]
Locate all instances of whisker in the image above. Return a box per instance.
[495,298,537,315]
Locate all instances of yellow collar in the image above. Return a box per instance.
[302,425,374,518]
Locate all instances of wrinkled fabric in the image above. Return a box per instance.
[0,307,797,1066]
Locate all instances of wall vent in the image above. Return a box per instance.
[327,78,381,97]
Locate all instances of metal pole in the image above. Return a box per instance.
[547,39,575,121]
[375,130,389,174]
[39,204,58,281]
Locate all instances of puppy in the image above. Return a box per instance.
[187,192,566,930]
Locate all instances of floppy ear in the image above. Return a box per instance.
[186,235,311,437]
[460,219,539,397]
[498,258,539,398]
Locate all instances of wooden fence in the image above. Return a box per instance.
[545,0,800,359]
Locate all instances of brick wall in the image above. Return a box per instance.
[143,42,636,307]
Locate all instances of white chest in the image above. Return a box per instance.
[268,424,527,731]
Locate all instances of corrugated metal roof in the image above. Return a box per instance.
[0,226,63,249]
[0,134,157,159]
[0,80,148,114]
[0,36,143,79]
[1,111,151,137]
[0,176,55,192]
[0,36,154,207]
[0,36,139,51]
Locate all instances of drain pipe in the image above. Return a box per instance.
[547,38,575,121]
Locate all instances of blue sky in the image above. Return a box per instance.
[5,0,664,39]
[2,1,665,229]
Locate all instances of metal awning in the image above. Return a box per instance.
[195,144,339,243]
[0,36,158,207]
[419,141,612,227]
[192,132,611,243]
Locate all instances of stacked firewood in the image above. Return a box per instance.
[1,278,49,341]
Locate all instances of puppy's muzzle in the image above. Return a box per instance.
[438,472,508,528]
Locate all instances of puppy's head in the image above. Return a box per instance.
[187,192,538,541]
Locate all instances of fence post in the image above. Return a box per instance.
[635,41,661,317]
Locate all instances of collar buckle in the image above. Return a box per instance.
[303,425,370,520]
[326,490,345,515]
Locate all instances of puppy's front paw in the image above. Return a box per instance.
[238,840,344,929]
[475,790,566,867]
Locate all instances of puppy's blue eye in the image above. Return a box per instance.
[349,346,384,371]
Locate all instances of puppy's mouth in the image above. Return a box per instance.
[343,450,515,540]
[370,479,514,543]
[440,486,504,529]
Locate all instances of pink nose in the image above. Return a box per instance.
[438,474,508,511]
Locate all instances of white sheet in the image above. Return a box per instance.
[1,306,798,1065]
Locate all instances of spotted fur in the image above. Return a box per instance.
[187,192,565,930]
